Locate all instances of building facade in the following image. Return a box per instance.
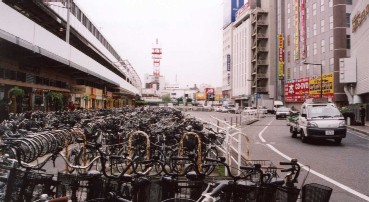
[222,0,278,108]
[281,0,355,107]
[340,0,369,105]
[231,3,252,107]
[0,0,141,119]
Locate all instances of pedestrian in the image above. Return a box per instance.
[360,105,366,126]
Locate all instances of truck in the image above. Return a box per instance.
[273,100,284,114]
[289,98,346,144]
[259,99,274,114]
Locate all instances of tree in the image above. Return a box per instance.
[162,94,171,102]
[46,91,64,111]
[177,97,183,105]
[186,98,193,103]
[8,86,25,113]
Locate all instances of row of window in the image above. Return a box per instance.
[0,68,69,89]
[62,2,119,60]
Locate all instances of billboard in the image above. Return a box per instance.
[284,77,309,102]
[278,34,284,80]
[300,0,306,59]
[205,88,215,101]
[223,0,245,26]
[294,0,300,61]
[309,73,334,100]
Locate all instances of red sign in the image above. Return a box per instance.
[300,0,306,59]
[284,77,309,102]
[205,88,215,101]
[205,88,214,94]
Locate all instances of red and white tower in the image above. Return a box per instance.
[152,38,162,81]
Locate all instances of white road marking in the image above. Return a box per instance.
[348,130,369,140]
[258,120,273,143]
[258,120,369,202]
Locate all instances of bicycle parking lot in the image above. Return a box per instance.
[0,107,336,201]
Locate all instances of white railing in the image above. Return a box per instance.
[199,116,251,176]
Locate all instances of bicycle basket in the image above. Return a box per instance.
[302,183,332,202]
[276,186,300,202]
[243,160,278,183]
[161,179,207,201]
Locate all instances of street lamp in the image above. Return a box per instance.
[303,62,323,98]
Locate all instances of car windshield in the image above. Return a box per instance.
[277,108,289,112]
[307,105,342,118]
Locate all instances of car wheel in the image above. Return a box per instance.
[290,126,297,138]
[301,130,308,143]
[276,116,279,119]
[334,138,342,144]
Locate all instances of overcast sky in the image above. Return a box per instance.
[75,0,223,88]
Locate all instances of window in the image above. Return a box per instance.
[307,45,310,57]
[288,3,291,13]
[313,3,317,16]
[306,8,309,20]
[307,26,310,38]
[346,13,351,27]
[287,35,290,46]
[346,35,351,49]
[330,36,333,51]
[321,20,325,33]
[320,0,325,12]
[330,58,334,66]
[313,23,317,36]
[321,39,325,53]
[329,0,333,7]
[287,18,291,29]
[313,43,317,55]
[288,51,291,62]
[329,16,333,29]
[346,0,352,5]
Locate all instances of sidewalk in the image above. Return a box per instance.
[346,121,369,136]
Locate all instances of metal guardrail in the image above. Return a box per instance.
[199,116,251,176]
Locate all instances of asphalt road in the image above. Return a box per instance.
[187,111,369,202]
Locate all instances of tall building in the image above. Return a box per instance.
[222,0,278,108]
[340,0,369,105]
[222,0,245,102]
[280,0,356,107]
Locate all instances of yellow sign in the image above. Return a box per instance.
[278,34,284,80]
[294,0,300,60]
[309,73,334,95]
[195,93,206,100]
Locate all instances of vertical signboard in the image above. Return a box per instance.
[223,0,245,26]
[294,0,300,61]
[278,34,284,80]
[309,73,334,100]
[227,54,231,71]
[205,88,215,101]
[300,0,306,59]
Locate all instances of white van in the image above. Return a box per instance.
[296,98,346,143]
[273,100,284,114]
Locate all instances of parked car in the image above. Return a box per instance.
[243,107,257,115]
[275,107,290,119]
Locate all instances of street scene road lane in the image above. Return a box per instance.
[257,116,369,202]
[187,111,369,201]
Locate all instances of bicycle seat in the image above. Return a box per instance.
[270,178,285,186]
[186,171,206,181]
[18,129,28,134]
[76,138,85,143]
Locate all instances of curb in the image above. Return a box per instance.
[347,126,369,136]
